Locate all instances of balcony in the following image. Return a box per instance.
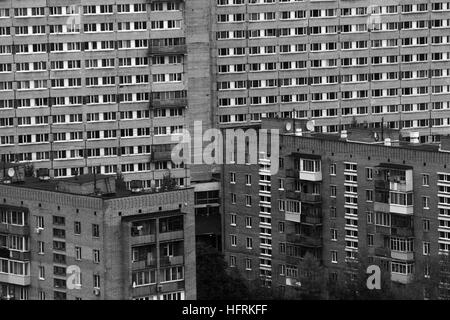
[130,234,156,246]
[286,191,321,203]
[285,211,301,223]
[375,180,389,190]
[375,225,391,235]
[391,273,414,284]
[131,259,157,271]
[299,171,322,182]
[9,250,31,261]
[0,224,30,236]
[374,247,390,257]
[300,215,322,225]
[151,145,176,162]
[160,255,184,267]
[0,273,30,286]
[391,226,414,237]
[390,204,414,215]
[374,201,390,212]
[159,230,184,242]
[391,251,414,261]
[286,233,322,247]
[151,98,187,108]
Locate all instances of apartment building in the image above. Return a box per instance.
[0,171,196,300]
[0,0,219,187]
[214,0,450,141]
[223,118,450,298]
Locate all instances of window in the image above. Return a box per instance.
[93,249,100,263]
[279,222,285,233]
[38,241,45,254]
[230,235,237,247]
[366,168,373,180]
[230,172,236,183]
[331,251,337,263]
[74,221,81,235]
[367,211,373,224]
[246,237,253,249]
[93,274,101,288]
[92,224,100,237]
[230,213,236,226]
[367,234,374,246]
[231,193,236,204]
[75,246,82,260]
[39,266,45,280]
[330,163,336,175]
[331,229,337,241]
[423,219,430,231]
[36,216,44,229]
[246,174,251,185]
[330,185,337,197]
[330,207,337,218]
[422,174,429,186]
[245,195,252,207]
[245,217,252,228]
[423,196,430,209]
[279,179,285,190]
[245,259,252,270]
[366,190,373,202]
[423,242,430,255]
[230,255,236,267]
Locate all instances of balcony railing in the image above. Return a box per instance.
[391,226,414,237]
[160,255,184,267]
[132,259,157,271]
[300,215,323,225]
[391,273,414,284]
[391,251,414,261]
[9,250,31,261]
[0,223,30,236]
[130,234,156,246]
[375,180,389,190]
[286,233,322,247]
[374,247,390,257]
[0,273,30,286]
[286,191,321,203]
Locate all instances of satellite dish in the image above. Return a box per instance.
[285,122,292,131]
[306,120,315,132]
[373,132,379,141]
[7,168,15,178]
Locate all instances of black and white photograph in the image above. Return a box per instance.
[0,0,449,312]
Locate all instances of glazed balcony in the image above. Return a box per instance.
[159,255,184,267]
[130,234,156,246]
[374,247,390,257]
[391,273,414,284]
[391,251,415,261]
[131,258,157,271]
[286,191,321,204]
[148,44,187,55]
[285,211,301,223]
[0,223,30,236]
[0,273,30,286]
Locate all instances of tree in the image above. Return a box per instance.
[295,252,327,299]
[196,243,249,300]
[160,171,178,192]
[115,172,127,191]
[327,252,396,300]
